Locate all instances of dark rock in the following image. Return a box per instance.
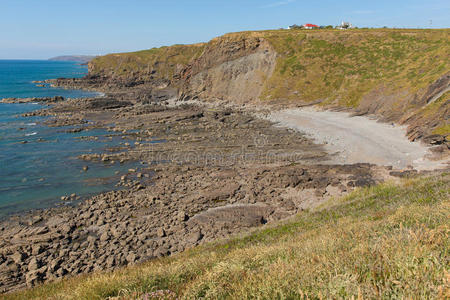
[389,170,418,178]
[349,178,376,187]
[85,98,133,110]
[423,134,446,145]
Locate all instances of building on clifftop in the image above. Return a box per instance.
[336,21,354,29]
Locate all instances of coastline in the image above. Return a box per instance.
[0,94,129,220]
[0,60,111,219]
[1,76,447,293]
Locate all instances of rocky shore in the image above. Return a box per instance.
[1,96,65,104]
[0,80,430,294]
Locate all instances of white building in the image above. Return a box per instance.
[336,21,354,30]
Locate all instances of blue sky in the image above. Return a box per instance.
[1,0,449,59]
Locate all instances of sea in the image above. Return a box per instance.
[0,60,136,218]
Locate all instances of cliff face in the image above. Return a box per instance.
[87,29,450,144]
[179,35,277,103]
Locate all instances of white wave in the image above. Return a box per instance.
[25,132,37,136]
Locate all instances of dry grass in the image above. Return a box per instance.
[4,172,449,299]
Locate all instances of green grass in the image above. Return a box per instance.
[4,173,449,299]
[259,29,449,107]
[89,43,206,84]
[433,124,450,138]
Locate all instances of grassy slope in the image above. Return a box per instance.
[89,43,206,82]
[5,173,449,299]
[258,29,449,107]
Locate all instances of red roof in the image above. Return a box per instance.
[304,24,319,27]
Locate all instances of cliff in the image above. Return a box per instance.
[88,29,449,144]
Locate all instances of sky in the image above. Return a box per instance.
[0,0,449,59]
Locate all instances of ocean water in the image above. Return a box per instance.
[0,60,137,218]
[0,60,96,99]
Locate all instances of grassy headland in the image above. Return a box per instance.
[259,29,448,107]
[5,172,449,299]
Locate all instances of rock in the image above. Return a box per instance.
[60,224,75,235]
[187,230,203,244]
[96,218,105,226]
[100,232,110,242]
[137,233,149,242]
[31,244,44,256]
[28,215,43,226]
[11,251,26,264]
[28,257,42,271]
[423,134,446,145]
[177,211,189,222]
[49,258,61,272]
[157,228,166,237]
[352,178,376,187]
[56,267,67,277]
[389,170,418,178]
[35,226,49,235]
[105,256,116,268]
[126,252,137,264]
[154,245,170,257]
[83,165,89,172]
[87,235,97,244]
[25,269,44,287]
